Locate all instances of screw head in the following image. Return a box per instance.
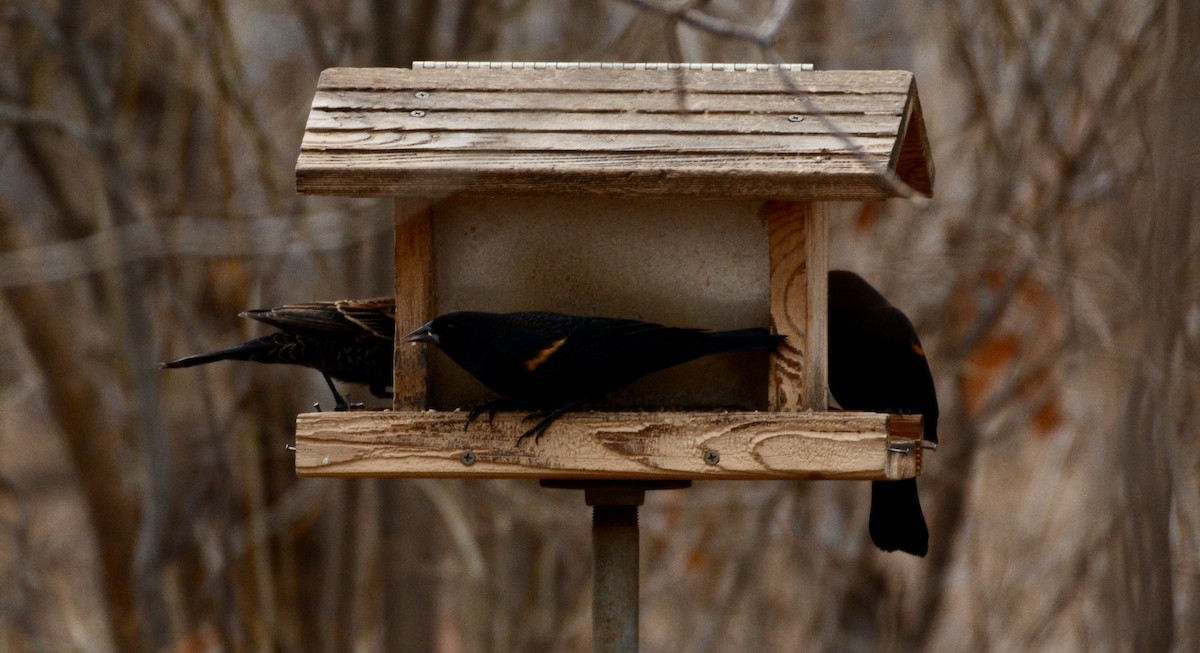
[788,114,804,122]
[410,110,426,117]
[414,91,430,99]
[460,451,477,466]
[703,450,720,465]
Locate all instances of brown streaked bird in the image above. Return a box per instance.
[161,297,395,410]
[405,310,785,442]
[827,270,938,557]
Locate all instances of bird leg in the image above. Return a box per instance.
[320,373,363,412]
[517,400,589,445]
[465,398,528,430]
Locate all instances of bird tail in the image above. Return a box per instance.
[869,478,929,557]
[706,328,786,353]
[160,335,286,369]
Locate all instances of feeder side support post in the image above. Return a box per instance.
[766,200,828,412]
[394,198,434,410]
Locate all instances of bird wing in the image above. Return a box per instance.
[335,297,397,340]
[241,297,394,341]
[829,303,939,442]
[526,316,703,378]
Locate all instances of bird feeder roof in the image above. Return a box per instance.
[296,62,933,200]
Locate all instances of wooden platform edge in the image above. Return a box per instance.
[294,411,924,481]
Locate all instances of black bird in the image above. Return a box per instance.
[161,298,395,410]
[827,270,938,557]
[405,311,784,441]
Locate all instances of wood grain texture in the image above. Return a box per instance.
[766,201,827,411]
[805,203,829,411]
[297,153,895,199]
[894,88,935,196]
[392,199,432,410]
[294,411,923,481]
[296,66,934,199]
[312,89,907,115]
[316,67,913,93]
[302,130,899,153]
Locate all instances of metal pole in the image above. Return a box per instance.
[540,480,691,653]
[588,492,642,653]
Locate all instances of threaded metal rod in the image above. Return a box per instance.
[592,503,639,653]
[540,480,690,653]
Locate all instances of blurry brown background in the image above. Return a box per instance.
[0,1,1196,651]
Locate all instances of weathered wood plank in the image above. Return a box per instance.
[298,151,884,170]
[294,411,923,481]
[312,89,909,115]
[894,89,935,196]
[805,205,829,411]
[301,130,897,155]
[761,201,828,411]
[392,200,432,410]
[316,67,914,95]
[296,65,932,200]
[296,159,894,199]
[297,156,895,199]
[304,111,901,137]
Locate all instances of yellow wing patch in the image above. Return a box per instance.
[910,341,925,357]
[524,337,568,371]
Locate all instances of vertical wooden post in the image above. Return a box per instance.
[765,200,828,411]
[393,198,434,410]
[384,198,437,653]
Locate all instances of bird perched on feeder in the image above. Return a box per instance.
[827,270,938,557]
[161,297,395,411]
[405,311,785,441]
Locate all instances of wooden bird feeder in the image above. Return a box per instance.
[292,62,934,480]
[291,61,934,653]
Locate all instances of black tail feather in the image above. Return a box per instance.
[707,328,786,353]
[160,336,282,369]
[869,478,929,557]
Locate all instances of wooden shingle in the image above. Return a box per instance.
[297,63,933,200]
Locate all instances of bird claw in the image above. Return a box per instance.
[340,403,366,411]
[463,400,581,444]
[322,373,363,412]
[465,399,525,430]
[516,420,551,446]
[318,399,365,412]
[466,404,488,426]
[514,401,587,445]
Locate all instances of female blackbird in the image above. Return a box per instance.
[828,270,938,557]
[161,297,395,410]
[405,311,784,440]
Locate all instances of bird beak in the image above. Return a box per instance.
[404,322,438,344]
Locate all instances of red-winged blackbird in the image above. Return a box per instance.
[827,270,938,557]
[405,311,785,441]
[161,298,395,410]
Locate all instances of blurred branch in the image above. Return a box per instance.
[687,485,786,653]
[0,100,97,142]
[0,206,144,653]
[621,0,786,44]
[0,209,391,288]
[415,479,486,580]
